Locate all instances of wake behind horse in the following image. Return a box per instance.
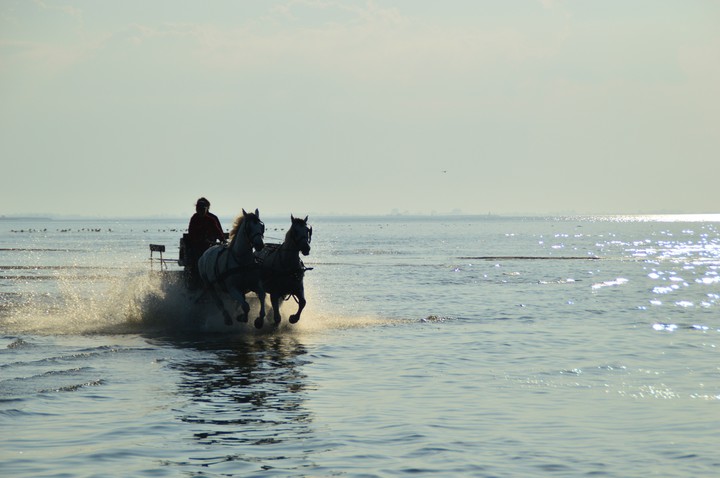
[254,215,312,328]
[198,208,266,325]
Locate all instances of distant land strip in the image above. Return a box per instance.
[0,265,101,269]
[458,256,600,260]
[0,248,80,252]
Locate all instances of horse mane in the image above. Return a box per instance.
[229,209,262,242]
[229,214,246,242]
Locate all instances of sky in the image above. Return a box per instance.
[1,0,719,218]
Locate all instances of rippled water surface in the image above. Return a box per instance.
[1,215,720,477]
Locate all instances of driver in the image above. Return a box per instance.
[186,197,225,287]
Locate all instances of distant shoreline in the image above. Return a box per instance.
[1,213,719,223]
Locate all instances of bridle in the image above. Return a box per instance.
[227,216,264,268]
[290,222,312,250]
[245,217,265,246]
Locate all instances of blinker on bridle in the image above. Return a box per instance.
[293,223,311,246]
[245,216,264,243]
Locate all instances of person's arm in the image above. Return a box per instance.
[210,214,225,242]
[187,215,199,239]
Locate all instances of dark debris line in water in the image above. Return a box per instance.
[457,256,600,260]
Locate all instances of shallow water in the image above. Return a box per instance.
[1,215,720,477]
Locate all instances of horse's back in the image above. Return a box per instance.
[198,244,225,283]
[257,246,305,296]
[255,243,280,262]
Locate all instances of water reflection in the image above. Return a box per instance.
[155,334,313,452]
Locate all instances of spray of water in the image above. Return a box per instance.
[0,271,397,336]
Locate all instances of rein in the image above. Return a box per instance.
[245,218,264,247]
[257,222,310,271]
[212,219,263,288]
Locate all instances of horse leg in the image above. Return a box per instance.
[271,294,282,325]
[254,283,266,329]
[207,286,233,326]
[289,289,306,324]
[226,287,250,323]
[238,300,250,323]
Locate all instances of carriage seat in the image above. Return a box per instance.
[178,232,230,268]
[149,244,171,270]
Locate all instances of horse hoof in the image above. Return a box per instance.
[289,315,300,324]
[254,317,264,329]
[236,314,248,323]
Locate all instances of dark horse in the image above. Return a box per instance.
[254,215,312,328]
[198,209,266,325]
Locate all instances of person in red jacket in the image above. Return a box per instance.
[186,197,226,287]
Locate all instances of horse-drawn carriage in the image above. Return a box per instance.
[150,210,312,329]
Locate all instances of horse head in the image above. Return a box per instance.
[242,208,265,251]
[290,214,312,256]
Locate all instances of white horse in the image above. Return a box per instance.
[198,208,266,325]
[254,215,312,328]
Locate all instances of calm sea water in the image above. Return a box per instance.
[1,214,719,477]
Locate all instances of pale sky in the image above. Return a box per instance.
[1,0,719,218]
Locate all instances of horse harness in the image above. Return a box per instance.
[210,219,265,292]
[255,242,313,298]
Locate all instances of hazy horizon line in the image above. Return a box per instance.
[2,211,719,222]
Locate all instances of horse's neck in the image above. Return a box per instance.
[275,241,300,268]
[229,226,253,264]
[262,241,296,271]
